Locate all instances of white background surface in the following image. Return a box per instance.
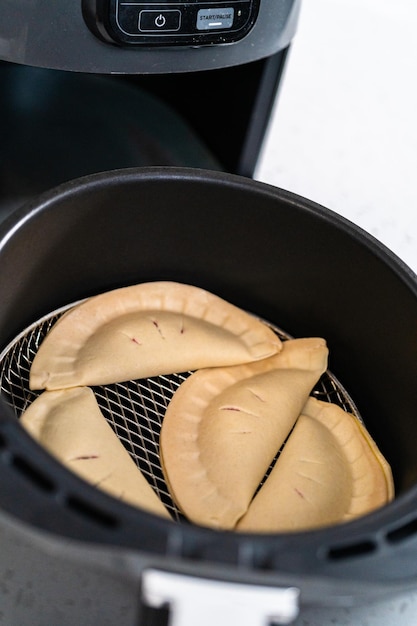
[255,0,417,274]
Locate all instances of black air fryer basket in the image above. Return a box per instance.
[1,167,417,625]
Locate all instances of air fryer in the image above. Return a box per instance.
[2,2,417,626]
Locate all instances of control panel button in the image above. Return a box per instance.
[197,7,234,31]
[139,9,181,32]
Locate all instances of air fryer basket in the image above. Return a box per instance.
[1,167,417,624]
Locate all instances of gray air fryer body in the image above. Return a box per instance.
[0,0,300,73]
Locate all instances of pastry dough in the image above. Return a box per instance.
[237,397,394,533]
[29,282,281,390]
[160,338,329,529]
[20,387,171,518]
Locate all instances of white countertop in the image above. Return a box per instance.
[255,0,417,274]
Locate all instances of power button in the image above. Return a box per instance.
[139,10,181,32]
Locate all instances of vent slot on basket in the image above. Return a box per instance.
[326,538,377,561]
[11,453,56,494]
[386,518,417,544]
[66,493,119,529]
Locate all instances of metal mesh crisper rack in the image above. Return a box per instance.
[0,302,361,523]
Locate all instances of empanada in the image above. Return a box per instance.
[160,338,328,529]
[20,387,171,518]
[29,282,281,390]
[237,397,394,533]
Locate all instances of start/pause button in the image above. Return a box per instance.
[139,10,181,32]
[197,7,234,30]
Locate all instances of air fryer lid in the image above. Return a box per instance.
[1,167,417,594]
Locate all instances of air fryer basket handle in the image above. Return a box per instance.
[141,569,300,626]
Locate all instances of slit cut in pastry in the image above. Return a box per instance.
[160,337,329,529]
[29,281,281,391]
[20,387,171,519]
[237,397,394,533]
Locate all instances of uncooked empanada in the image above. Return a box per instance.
[160,337,328,529]
[20,387,171,518]
[237,397,394,533]
[29,281,281,390]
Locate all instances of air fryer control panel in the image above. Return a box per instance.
[83,0,260,46]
